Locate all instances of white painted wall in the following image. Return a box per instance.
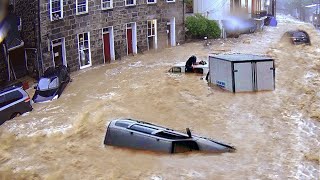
[193,0,231,20]
[194,0,267,20]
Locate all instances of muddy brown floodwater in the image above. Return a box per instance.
[0,15,319,180]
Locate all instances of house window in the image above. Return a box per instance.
[50,0,63,21]
[166,0,175,2]
[147,20,156,37]
[76,0,88,15]
[147,0,156,4]
[125,0,136,6]
[78,32,92,69]
[102,0,113,9]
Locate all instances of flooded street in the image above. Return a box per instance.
[1,15,319,179]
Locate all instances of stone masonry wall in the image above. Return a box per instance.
[15,0,39,73]
[39,0,185,72]
[0,42,8,85]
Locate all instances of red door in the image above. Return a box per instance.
[127,28,133,54]
[103,33,111,63]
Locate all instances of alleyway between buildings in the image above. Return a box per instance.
[0,15,319,179]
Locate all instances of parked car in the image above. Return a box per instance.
[0,84,32,125]
[32,65,70,103]
[104,118,236,154]
[284,30,311,45]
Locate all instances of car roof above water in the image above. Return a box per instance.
[109,118,190,140]
[0,84,24,95]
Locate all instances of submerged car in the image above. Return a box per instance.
[32,65,70,103]
[104,118,236,154]
[0,84,32,125]
[284,30,311,45]
[168,61,209,75]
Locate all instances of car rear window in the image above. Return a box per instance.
[293,31,307,37]
[0,90,23,108]
[38,77,59,91]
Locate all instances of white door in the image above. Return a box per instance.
[234,62,253,92]
[52,38,67,67]
[256,61,274,91]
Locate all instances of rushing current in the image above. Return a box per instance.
[0,15,319,179]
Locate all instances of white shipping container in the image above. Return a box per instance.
[208,54,275,92]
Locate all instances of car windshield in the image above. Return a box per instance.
[38,77,59,91]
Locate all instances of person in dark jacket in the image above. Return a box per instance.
[185,55,198,72]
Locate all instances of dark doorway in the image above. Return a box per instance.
[127,28,133,54]
[53,45,63,67]
[103,33,111,63]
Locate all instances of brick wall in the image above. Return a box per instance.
[39,0,185,72]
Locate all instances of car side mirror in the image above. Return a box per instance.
[186,128,192,138]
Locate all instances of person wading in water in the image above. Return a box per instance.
[185,55,198,73]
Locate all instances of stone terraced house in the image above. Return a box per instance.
[13,0,185,74]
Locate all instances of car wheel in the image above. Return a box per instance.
[10,112,20,119]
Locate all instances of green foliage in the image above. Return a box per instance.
[185,0,193,6]
[186,14,221,39]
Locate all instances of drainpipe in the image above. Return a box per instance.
[37,0,43,78]
[183,0,185,26]
[183,0,185,43]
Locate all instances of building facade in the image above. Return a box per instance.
[193,0,269,20]
[14,0,185,73]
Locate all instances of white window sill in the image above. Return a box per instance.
[76,12,89,15]
[102,7,113,10]
[80,64,92,69]
[147,2,156,4]
[125,4,136,7]
[50,17,63,22]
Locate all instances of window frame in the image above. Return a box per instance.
[49,0,64,21]
[166,0,175,2]
[77,32,92,69]
[147,20,156,37]
[125,0,136,6]
[101,0,113,10]
[76,0,89,15]
[147,0,156,4]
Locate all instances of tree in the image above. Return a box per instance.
[186,14,221,39]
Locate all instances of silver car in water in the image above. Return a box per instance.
[104,118,236,154]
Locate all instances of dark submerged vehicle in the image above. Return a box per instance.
[284,30,311,45]
[104,118,236,154]
[32,66,70,103]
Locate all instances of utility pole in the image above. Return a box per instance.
[271,0,276,18]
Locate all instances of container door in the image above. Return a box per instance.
[103,33,111,63]
[256,61,274,91]
[234,62,253,92]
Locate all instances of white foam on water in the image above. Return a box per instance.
[87,92,117,100]
[128,61,144,67]
[150,175,163,180]
[26,124,73,137]
[288,112,320,179]
[304,71,316,79]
